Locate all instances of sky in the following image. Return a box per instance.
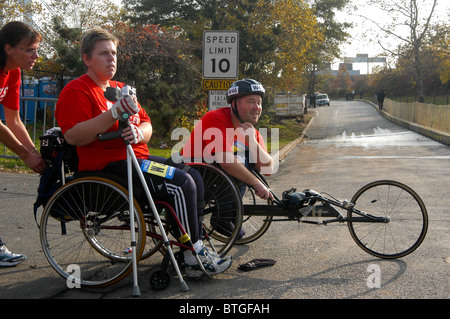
[333,0,450,74]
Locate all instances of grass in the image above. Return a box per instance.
[0,111,314,173]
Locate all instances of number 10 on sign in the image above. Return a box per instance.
[203,31,239,79]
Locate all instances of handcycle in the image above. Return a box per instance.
[36,113,243,294]
[188,163,429,260]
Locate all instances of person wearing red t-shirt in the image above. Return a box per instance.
[182,79,274,200]
[181,79,275,238]
[55,27,231,278]
[0,21,47,267]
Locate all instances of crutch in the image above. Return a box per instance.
[99,112,189,295]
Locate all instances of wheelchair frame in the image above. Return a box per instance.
[220,167,429,260]
[39,114,241,295]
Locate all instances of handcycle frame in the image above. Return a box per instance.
[188,163,428,260]
[247,170,388,225]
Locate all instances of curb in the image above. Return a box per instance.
[275,111,317,162]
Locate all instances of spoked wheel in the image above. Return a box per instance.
[40,177,146,288]
[140,202,173,261]
[187,163,243,257]
[236,186,272,244]
[347,180,428,259]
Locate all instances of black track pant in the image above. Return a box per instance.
[101,155,204,243]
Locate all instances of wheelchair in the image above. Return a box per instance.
[36,118,243,293]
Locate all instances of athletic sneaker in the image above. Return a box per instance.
[0,245,26,267]
[185,246,232,278]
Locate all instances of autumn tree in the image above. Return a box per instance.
[301,0,351,96]
[124,0,324,92]
[112,23,204,140]
[360,0,440,102]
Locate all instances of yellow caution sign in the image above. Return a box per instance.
[202,78,237,91]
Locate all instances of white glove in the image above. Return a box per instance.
[128,123,144,144]
[110,86,139,119]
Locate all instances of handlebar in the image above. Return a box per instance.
[98,112,130,143]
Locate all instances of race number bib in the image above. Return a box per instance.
[140,160,175,180]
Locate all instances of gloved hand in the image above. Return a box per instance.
[123,123,144,144]
[110,85,139,119]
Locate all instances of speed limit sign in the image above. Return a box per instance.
[203,31,239,79]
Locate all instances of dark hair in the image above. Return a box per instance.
[0,21,42,68]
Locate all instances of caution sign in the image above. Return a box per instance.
[140,160,175,180]
[202,78,236,91]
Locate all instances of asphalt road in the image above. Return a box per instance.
[0,100,448,305]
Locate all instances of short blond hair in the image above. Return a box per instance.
[80,27,119,59]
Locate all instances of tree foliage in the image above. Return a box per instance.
[124,0,325,91]
[111,23,204,139]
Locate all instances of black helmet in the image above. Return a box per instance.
[226,79,265,104]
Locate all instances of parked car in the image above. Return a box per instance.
[316,93,330,106]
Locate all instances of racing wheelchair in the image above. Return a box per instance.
[35,114,243,294]
[210,166,429,260]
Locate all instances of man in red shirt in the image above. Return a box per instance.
[181,79,275,238]
[182,79,274,200]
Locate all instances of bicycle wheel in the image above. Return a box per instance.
[236,186,272,244]
[187,163,243,256]
[40,177,146,288]
[347,180,428,259]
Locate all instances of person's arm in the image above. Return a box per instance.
[0,119,46,173]
[215,151,274,200]
[64,94,139,147]
[63,110,117,146]
[237,122,274,175]
[3,108,37,152]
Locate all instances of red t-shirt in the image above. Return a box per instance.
[55,74,150,172]
[181,107,267,162]
[0,68,21,110]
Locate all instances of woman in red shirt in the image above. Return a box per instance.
[55,27,231,278]
[0,21,47,267]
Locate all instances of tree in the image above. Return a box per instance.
[0,0,42,24]
[124,0,324,91]
[301,0,351,96]
[112,23,204,140]
[359,0,439,102]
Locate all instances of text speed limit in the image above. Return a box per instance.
[203,31,239,79]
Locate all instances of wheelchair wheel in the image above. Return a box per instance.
[236,186,272,244]
[40,176,146,288]
[347,180,428,259]
[187,163,243,256]
[140,202,175,261]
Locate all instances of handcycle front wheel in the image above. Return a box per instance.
[40,176,146,288]
[347,180,428,259]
